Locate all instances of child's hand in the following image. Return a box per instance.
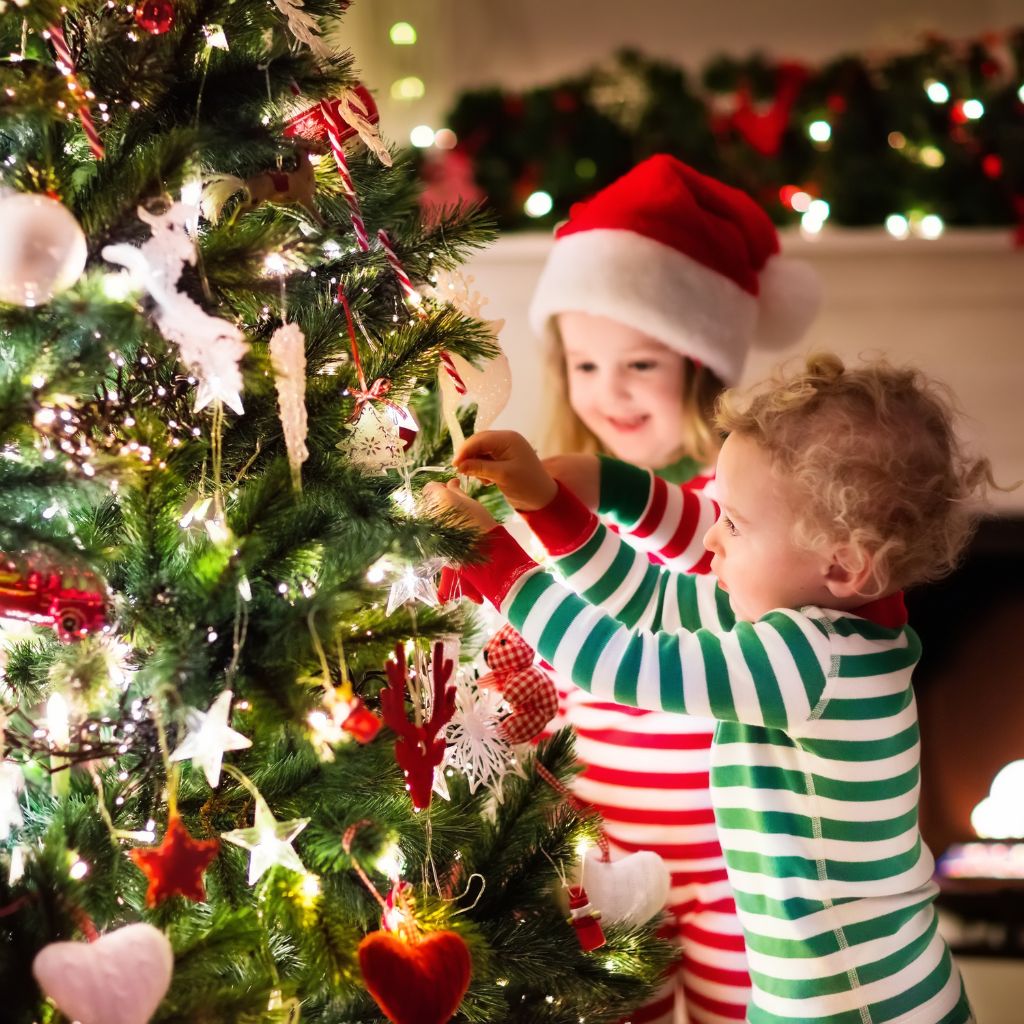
[454,431,558,512]
[542,454,600,511]
[424,479,497,533]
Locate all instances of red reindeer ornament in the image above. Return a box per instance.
[379,642,456,810]
[479,625,559,744]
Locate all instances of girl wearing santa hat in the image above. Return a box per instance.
[530,154,820,1024]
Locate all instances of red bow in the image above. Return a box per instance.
[349,376,399,422]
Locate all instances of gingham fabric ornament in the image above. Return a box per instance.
[478,625,559,744]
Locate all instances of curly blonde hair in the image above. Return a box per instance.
[715,353,997,595]
[541,332,724,465]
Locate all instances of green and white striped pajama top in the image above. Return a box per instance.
[460,470,972,1024]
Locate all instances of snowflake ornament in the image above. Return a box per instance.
[384,559,443,616]
[442,674,516,796]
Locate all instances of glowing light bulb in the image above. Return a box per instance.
[524,191,554,218]
[389,22,417,45]
[925,80,950,103]
[884,214,910,239]
[961,99,984,120]
[410,124,435,148]
[919,214,944,240]
[808,120,831,142]
[390,77,425,101]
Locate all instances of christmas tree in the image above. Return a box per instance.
[0,3,670,1023]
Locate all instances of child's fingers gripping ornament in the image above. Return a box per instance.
[479,624,559,744]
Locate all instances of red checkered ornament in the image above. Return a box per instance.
[479,624,558,744]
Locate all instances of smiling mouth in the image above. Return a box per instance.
[605,415,649,432]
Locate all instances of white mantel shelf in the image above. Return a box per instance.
[466,230,1024,513]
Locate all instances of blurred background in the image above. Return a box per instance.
[342,4,1024,1017]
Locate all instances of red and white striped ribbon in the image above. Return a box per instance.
[318,100,369,252]
[438,350,467,396]
[376,228,421,308]
[47,25,104,160]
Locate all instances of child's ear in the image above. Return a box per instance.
[824,546,875,600]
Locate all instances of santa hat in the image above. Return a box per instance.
[529,154,820,385]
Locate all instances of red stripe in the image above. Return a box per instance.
[585,803,717,826]
[582,765,710,789]
[631,475,668,539]
[607,837,726,860]
[683,986,750,1020]
[621,990,675,1023]
[660,488,702,562]
[575,728,714,750]
[691,547,715,575]
[683,924,748,953]
[682,958,751,988]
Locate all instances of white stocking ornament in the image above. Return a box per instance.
[581,847,671,925]
[32,922,174,1024]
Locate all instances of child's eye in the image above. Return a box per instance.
[572,362,597,373]
[628,360,658,371]
[722,516,738,536]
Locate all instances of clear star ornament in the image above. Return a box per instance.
[221,795,309,885]
[169,689,252,788]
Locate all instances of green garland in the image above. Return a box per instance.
[430,31,1024,235]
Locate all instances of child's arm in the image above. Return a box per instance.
[455,523,832,732]
[454,432,728,633]
[519,479,733,634]
[544,453,716,575]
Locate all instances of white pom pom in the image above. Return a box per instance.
[755,256,821,349]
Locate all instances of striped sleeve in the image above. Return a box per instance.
[462,532,833,732]
[597,456,719,574]
[521,484,734,633]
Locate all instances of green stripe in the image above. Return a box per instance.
[766,612,829,714]
[715,805,919,843]
[738,624,788,729]
[597,454,651,526]
[579,536,639,606]
[839,644,919,677]
[749,906,937,998]
[800,722,918,762]
[726,837,923,882]
[655,631,685,713]
[869,940,956,1022]
[615,563,660,628]
[554,526,605,578]
[612,634,642,706]
[675,574,702,631]
[697,630,735,720]
[819,691,911,721]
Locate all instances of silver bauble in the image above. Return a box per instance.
[0,193,88,307]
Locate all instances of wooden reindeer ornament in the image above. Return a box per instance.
[201,145,321,224]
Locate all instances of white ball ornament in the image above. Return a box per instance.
[32,922,174,1024]
[0,192,88,307]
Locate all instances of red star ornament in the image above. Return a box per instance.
[130,814,220,907]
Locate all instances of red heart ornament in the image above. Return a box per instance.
[358,929,471,1024]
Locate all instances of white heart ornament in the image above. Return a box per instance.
[581,849,671,925]
[32,922,174,1024]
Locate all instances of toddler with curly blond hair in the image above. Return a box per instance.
[428,353,992,1024]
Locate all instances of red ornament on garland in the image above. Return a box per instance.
[130,814,220,907]
[342,697,383,744]
[134,1,176,35]
[567,884,607,952]
[358,928,472,1024]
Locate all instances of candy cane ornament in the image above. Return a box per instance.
[47,25,104,160]
[319,101,369,252]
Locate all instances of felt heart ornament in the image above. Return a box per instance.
[581,848,671,925]
[358,928,472,1024]
[32,922,174,1024]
